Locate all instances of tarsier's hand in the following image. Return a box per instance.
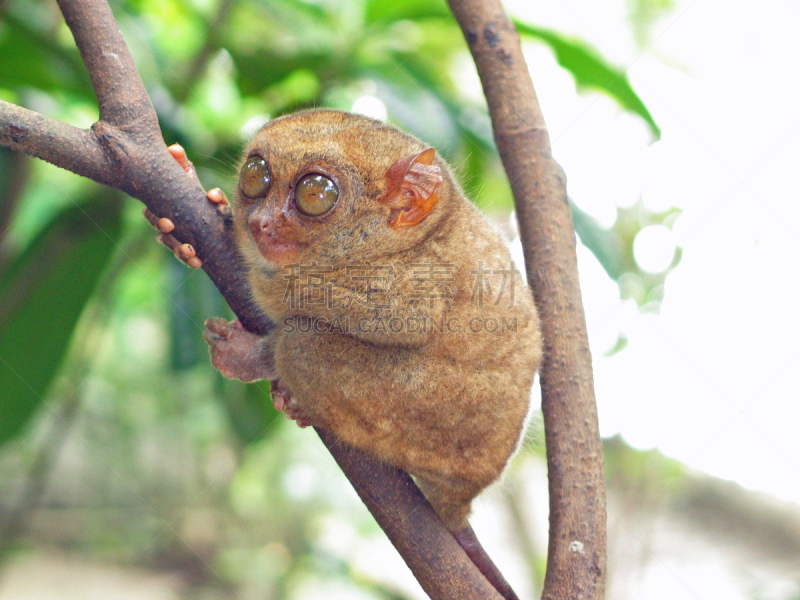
[202,319,312,427]
[142,143,230,269]
[202,318,276,383]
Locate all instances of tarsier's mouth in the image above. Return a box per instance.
[256,237,307,266]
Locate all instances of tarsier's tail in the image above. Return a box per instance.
[452,525,520,600]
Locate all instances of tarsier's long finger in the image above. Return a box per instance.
[168,145,229,217]
[206,187,232,217]
[146,144,231,268]
[145,207,184,258]
[207,187,229,206]
[175,242,202,269]
[153,231,201,269]
[143,208,174,233]
[271,378,290,412]
[168,143,199,183]
[145,207,202,269]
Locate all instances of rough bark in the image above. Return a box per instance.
[447,1,608,598]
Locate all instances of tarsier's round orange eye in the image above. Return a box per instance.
[294,174,339,216]
[239,156,271,199]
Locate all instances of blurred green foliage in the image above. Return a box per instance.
[515,21,660,139]
[626,0,677,50]
[0,192,123,442]
[0,0,674,597]
[0,0,667,446]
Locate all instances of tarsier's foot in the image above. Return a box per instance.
[270,379,312,428]
[202,318,275,382]
[142,143,230,269]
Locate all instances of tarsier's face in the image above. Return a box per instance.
[231,110,444,271]
[235,147,346,267]
[233,120,363,268]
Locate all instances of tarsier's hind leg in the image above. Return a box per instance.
[414,474,478,531]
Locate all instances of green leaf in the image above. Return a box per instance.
[571,200,627,281]
[515,21,660,139]
[571,199,682,310]
[0,193,123,444]
[220,380,281,445]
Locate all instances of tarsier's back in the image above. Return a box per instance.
[225,109,542,530]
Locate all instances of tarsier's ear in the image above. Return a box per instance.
[379,148,443,229]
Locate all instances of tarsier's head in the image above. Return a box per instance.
[231,110,451,271]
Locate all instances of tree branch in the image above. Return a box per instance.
[56,0,154,128]
[0,101,111,182]
[0,1,502,598]
[446,0,607,598]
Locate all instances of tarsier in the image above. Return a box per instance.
[148,110,542,598]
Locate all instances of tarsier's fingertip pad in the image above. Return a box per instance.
[187,257,202,269]
[207,188,229,205]
[177,243,196,260]
[156,217,175,233]
[272,393,286,412]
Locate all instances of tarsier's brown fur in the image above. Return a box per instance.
[147,109,543,598]
[206,110,542,531]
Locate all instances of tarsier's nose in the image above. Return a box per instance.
[249,208,292,242]
[249,209,274,236]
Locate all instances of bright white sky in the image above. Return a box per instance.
[503,0,800,505]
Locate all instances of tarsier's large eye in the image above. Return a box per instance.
[294,174,339,216]
[239,156,271,199]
